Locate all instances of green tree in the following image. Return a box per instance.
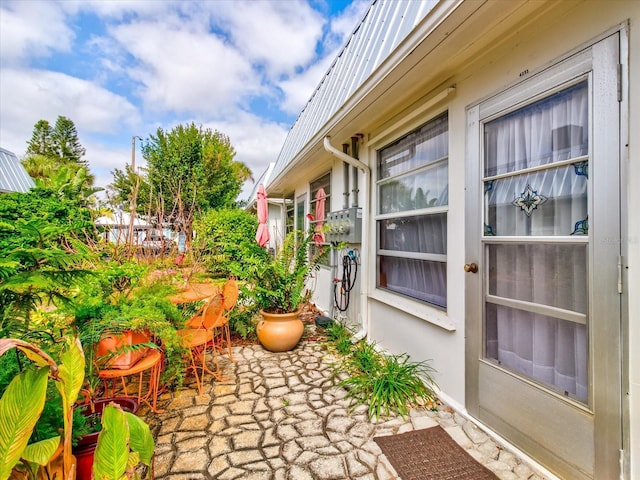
[107,165,151,214]
[51,116,86,165]
[25,116,86,165]
[25,120,55,158]
[22,117,97,207]
[141,123,252,242]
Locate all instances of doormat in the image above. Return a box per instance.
[374,426,499,480]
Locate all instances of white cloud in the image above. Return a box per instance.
[208,0,325,79]
[108,17,259,115]
[0,68,139,155]
[276,0,370,116]
[202,112,290,199]
[0,1,74,66]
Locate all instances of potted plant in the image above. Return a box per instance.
[70,261,187,389]
[249,226,323,352]
[72,397,140,479]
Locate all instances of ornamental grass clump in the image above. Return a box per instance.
[324,321,354,356]
[330,335,438,420]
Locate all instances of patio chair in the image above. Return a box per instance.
[177,291,224,394]
[211,279,239,369]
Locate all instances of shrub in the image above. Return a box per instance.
[193,209,269,280]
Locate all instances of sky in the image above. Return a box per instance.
[0,0,370,201]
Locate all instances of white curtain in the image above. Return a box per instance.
[483,81,589,402]
[379,213,447,307]
[377,113,449,308]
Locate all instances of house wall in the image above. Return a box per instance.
[354,1,638,475]
[273,2,638,474]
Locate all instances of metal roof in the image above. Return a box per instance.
[246,162,276,210]
[270,0,437,182]
[0,147,35,193]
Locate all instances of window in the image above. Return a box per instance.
[285,194,294,235]
[295,194,307,232]
[310,172,331,266]
[376,112,448,308]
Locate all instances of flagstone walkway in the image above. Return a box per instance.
[141,340,555,480]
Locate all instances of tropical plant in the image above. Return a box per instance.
[71,266,186,389]
[0,336,85,480]
[226,287,259,339]
[23,116,97,203]
[248,227,323,314]
[0,218,93,335]
[92,403,154,480]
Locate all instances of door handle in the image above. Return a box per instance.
[464,263,478,273]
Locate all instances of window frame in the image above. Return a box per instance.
[374,111,449,311]
[309,171,331,267]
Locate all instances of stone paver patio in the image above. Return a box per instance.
[142,340,555,480]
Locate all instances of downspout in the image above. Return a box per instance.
[342,144,350,209]
[323,136,370,341]
[351,136,360,207]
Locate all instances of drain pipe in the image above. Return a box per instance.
[323,136,370,341]
[342,145,350,209]
[351,136,360,207]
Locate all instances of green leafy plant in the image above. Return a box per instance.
[339,349,438,420]
[248,228,323,314]
[193,208,269,280]
[324,321,354,356]
[225,286,259,339]
[326,331,439,420]
[71,274,186,390]
[0,336,85,480]
[350,340,383,375]
[0,219,93,336]
[93,403,154,480]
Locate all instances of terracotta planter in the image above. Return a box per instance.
[96,329,150,370]
[257,309,304,352]
[73,397,139,479]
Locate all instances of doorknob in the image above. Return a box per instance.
[464,263,478,273]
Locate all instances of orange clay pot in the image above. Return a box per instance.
[96,329,150,370]
[257,309,304,352]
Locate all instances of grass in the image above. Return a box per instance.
[324,321,354,356]
[325,322,438,420]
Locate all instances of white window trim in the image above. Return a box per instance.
[369,289,455,331]
[372,111,450,319]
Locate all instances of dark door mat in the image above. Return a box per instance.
[374,426,500,480]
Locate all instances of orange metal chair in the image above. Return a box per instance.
[211,279,239,370]
[177,292,224,394]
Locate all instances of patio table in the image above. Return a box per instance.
[167,282,219,304]
[98,348,163,414]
